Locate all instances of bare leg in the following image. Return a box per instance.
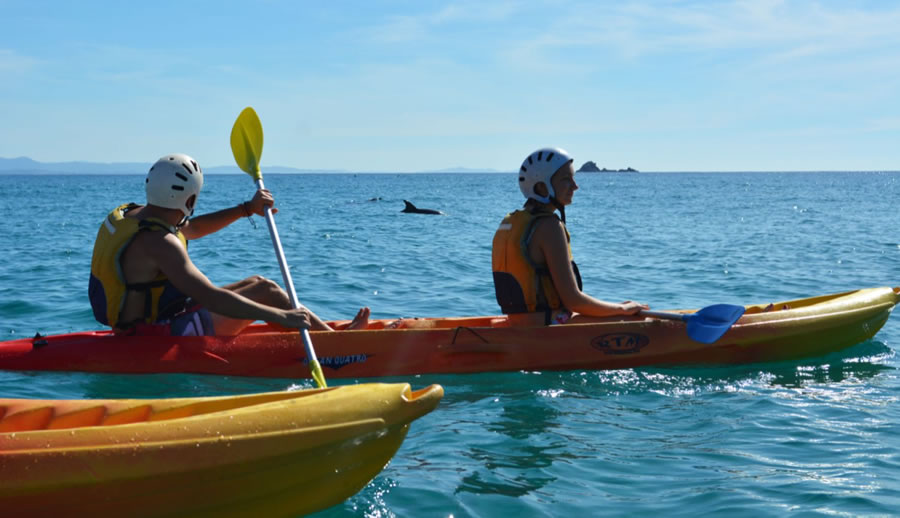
[211,275,369,334]
[224,275,291,308]
[210,275,287,335]
[221,277,265,292]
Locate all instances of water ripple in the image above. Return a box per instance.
[1,173,899,517]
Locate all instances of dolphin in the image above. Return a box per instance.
[401,200,443,215]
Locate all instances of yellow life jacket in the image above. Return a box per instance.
[88,203,189,328]
[491,209,582,319]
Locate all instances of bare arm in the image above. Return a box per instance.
[144,232,309,328]
[182,189,276,240]
[535,218,647,317]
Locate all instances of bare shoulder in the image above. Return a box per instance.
[131,230,187,262]
[135,228,181,246]
[532,215,566,242]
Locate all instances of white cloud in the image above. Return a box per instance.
[864,116,900,133]
[366,0,519,43]
[367,15,429,43]
[430,1,519,24]
[0,49,40,75]
[528,0,900,60]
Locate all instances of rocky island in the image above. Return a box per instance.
[576,161,638,173]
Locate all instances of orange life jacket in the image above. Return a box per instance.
[491,209,582,319]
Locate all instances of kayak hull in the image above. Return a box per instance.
[0,287,897,379]
[0,383,443,518]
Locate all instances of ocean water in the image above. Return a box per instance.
[1,171,899,517]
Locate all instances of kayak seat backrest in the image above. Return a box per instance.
[0,406,55,432]
[743,305,766,315]
[47,406,107,430]
[103,405,154,425]
[0,405,130,432]
[0,403,169,432]
[0,391,316,433]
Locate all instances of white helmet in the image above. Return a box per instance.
[518,147,573,203]
[145,153,203,217]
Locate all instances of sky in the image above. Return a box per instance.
[1,0,899,172]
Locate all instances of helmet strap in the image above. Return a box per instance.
[176,206,196,228]
[524,197,566,223]
[551,197,566,224]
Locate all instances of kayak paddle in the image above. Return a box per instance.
[230,106,327,388]
[641,304,745,344]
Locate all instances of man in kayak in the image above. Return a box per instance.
[491,147,648,326]
[88,153,370,336]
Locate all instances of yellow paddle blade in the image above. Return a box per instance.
[309,359,328,388]
[230,107,264,180]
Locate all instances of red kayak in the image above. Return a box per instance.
[0,287,897,379]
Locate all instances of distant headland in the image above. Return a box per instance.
[0,156,336,175]
[0,156,494,175]
[576,161,638,173]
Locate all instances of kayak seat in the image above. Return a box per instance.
[386,317,510,329]
[0,407,54,432]
[386,318,436,330]
[744,303,792,315]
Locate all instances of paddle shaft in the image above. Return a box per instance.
[256,179,300,306]
[640,310,689,322]
[254,177,319,363]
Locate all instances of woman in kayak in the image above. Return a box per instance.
[492,147,648,326]
[89,153,370,336]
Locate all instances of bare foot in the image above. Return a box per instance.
[345,307,370,330]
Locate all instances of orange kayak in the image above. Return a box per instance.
[0,382,443,518]
[0,287,897,379]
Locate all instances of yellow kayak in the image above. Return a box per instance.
[0,382,443,517]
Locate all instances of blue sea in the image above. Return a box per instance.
[1,171,899,517]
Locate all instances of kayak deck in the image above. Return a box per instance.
[0,383,441,433]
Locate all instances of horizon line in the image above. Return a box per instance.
[3,170,900,175]
[3,157,899,175]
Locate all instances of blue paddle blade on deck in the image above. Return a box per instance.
[642,303,746,344]
[684,304,746,344]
